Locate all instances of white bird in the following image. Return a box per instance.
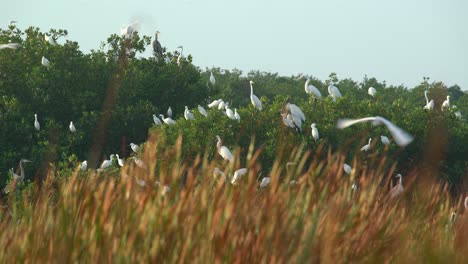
[34,114,40,131]
[249,81,262,110]
[287,113,302,132]
[132,157,145,168]
[69,121,76,133]
[4,159,31,193]
[0,43,21,50]
[368,87,377,97]
[198,105,208,117]
[381,135,390,145]
[160,114,176,125]
[213,167,226,181]
[99,154,115,171]
[231,168,247,185]
[234,108,240,122]
[305,79,322,99]
[210,72,216,85]
[167,107,173,117]
[259,177,271,188]
[208,99,222,108]
[41,56,50,68]
[310,123,319,142]
[336,116,414,147]
[217,100,226,110]
[441,95,450,111]
[285,99,306,122]
[423,90,434,111]
[184,106,194,120]
[360,138,372,152]
[80,160,87,171]
[390,174,404,198]
[216,135,234,162]
[130,143,140,153]
[44,35,56,45]
[153,114,162,125]
[281,113,296,129]
[343,164,352,175]
[120,23,135,37]
[177,46,183,66]
[465,197,468,210]
[328,81,342,101]
[225,104,235,120]
[116,154,124,167]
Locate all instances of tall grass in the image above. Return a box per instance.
[0,134,466,263]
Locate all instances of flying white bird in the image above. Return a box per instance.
[328,81,342,101]
[259,177,271,188]
[44,35,56,45]
[343,164,352,175]
[231,168,247,185]
[4,159,31,193]
[41,56,50,68]
[0,43,21,50]
[225,104,235,120]
[153,114,162,125]
[311,123,319,142]
[80,160,87,171]
[115,154,124,167]
[198,105,208,117]
[360,138,372,152]
[160,114,176,125]
[98,154,115,171]
[368,87,377,97]
[167,107,173,117]
[34,114,40,131]
[381,135,390,145]
[249,81,262,110]
[234,108,240,122]
[130,143,140,153]
[336,116,414,147]
[210,72,216,85]
[423,90,434,111]
[208,99,222,108]
[390,174,404,198]
[69,121,76,133]
[441,95,450,111]
[184,106,194,120]
[305,78,322,99]
[216,135,234,162]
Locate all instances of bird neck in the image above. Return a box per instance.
[424,91,429,103]
[216,139,222,150]
[19,161,25,177]
[250,83,253,95]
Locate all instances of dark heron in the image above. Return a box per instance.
[152,31,163,56]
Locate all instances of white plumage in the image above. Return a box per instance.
[130,143,140,153]
[234,108,240,122]
[210,72,216,85]
[311,123,319,142]
[259,177,271,188]
[368,87,377,97]
[441,95,450,111]
[69,121,76,133]
[34,114,40,131]
[153,114,162,125]
[216,135,234,162]
[208,99,222,108]
[328,81,342,101]
[80,160,87,171]
[0,43,21,50]
[343,164,352,175]
[305,79,322,99]
[184,106,194,120]
[231,168,248,185]
[160,114,176,125]
[390,174,404,198]
[198,105,208,117]
[249,81,262,110]
[381,135,390,145]
[360,138,372,152]
[423,91,434,110]
[41,56,50,68]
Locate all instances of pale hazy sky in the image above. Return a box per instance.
[3,0,468,89]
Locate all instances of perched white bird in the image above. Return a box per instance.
[285,99,306,122]
[208,99,222,108]
[441,95,450,111]
[328,81,342,101]
[80,160,87,171]
[281,113,296,129]
[210,72,216,85]
[120,23,135,37]
[184,106,194,120]
[259,177,271,188]
[116,154,124,167]
[132,157,145,168]
[34,114,40,131]
[423,90,434,111]
[381,135,390,145]
[130,143,140,153]
[287,113,302,132]
[153,114,162,125]
[213,167,226,181]
[198,105,208,117]
[225,104,235,120]
[44,35,56,45]
[249,81,262,110]
[69,121,76,133]
[390,174,404,198]
[216,135,234,162]
[311,123,319,142]
[218,100,226,110]
[177,46,183,66]
[231,168,247,185]
[99,154,115,171]
[336,116,414,147]
[167,107,173,117]
[41,56,50,68]
[160,114,176,125]
[368,87,377,97]
[234,108,240,122]
[0,43,21,50]
[305,79,322,99]
[360,138,372,152]
[343,164,352,175]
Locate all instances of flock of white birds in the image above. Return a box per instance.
[1,22,465,201]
